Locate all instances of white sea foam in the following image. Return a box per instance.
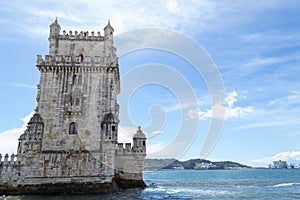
[146,186,232,196]
[273,182,300,187]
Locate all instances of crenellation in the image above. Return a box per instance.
[56,29,104,41]
[118,143,124,152]
[125,143,131,152]
[4,154,9,162]
[10,154,15,163]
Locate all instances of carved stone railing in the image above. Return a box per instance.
[37,54,118,67]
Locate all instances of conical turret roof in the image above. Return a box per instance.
[104,20,114,31]
[28,111,44,125]
[133,126,146,139]
[50,17,60,28]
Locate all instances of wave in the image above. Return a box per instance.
[145,186,232,196]
[273,182,300,187]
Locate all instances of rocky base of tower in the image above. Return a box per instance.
[0,178,146,195]
[116,176,147,189]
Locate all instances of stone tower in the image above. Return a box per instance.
[0,19,146,194]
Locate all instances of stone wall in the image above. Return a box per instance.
[18,151,110,186]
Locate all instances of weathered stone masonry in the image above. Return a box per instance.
[0,19,146,194]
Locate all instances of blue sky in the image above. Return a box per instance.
[0,0,300,167]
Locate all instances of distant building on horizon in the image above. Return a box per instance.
[270,160,288,169]
[0,19,146,195]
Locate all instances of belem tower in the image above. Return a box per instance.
[0,19,146,194]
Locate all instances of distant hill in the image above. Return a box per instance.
[144,158,252,170]
[144,158,178,170]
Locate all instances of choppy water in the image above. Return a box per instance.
[2,169,300,199]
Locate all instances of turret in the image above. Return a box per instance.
[49,18,61,55]
[132,126,146,153]
[49,18,61,38]
[104,20,114,40]
[18,109,44,155]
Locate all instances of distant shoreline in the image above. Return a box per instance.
[144,158,265,171]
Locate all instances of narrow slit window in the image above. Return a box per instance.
[72,75,77,85]
[78,75,82,85]
[75,98,80,106]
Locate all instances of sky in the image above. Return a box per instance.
[0,0,300,167]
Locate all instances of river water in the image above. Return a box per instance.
[2,169,300,199]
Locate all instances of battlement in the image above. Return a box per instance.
[117,143,146,154]
[54,30,105,41]
[117,143,132,153]
[0,153,17,165]
[0,153,20,185]
[36,54,118,68]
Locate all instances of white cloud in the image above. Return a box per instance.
[225,90,238,108]
[119,125,163,141]
[251,151,300,166]
[234,115,300,131]
[1,0,296,42]
[118,125,166,156]
[151,130,164,135]
[0,0,217,38]
[0,111,34,155]
[268,90,300,107]
[118,126,136,143]
[165,0,179,14]
[165,100,198,112]
[187,90,253,120]
[13,83,36,89]
[146,142,167,157]
[187,107,211,120]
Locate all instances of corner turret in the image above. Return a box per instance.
[49,18,61,55]
[104,20,114,40]
[49,18,61,38]
[17,108,44,156]
[132,126,146,154]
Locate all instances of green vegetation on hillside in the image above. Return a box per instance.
[144,158,252,170]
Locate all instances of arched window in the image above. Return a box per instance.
[69,122,78,134]
[79,54,83,62]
